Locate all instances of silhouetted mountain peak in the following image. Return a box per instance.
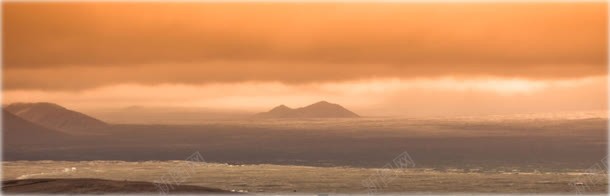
[304,101,342,109]
[271,104,291,111]
[313,100,330,105]
[8,102,65,111]
[256,101,359,118]
[307,100,333,106]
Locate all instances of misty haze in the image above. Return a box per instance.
[2,1,608,195]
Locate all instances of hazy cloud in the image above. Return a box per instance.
[3,3,607,90]
[4,76,606,116]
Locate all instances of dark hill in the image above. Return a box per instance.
[2,110,66,144]
[256,101,359,118]
[4,102,108,134]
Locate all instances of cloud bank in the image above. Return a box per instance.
[3,3,607,90]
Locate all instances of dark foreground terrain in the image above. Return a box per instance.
[2,162,607,194]
[2,178,231,194]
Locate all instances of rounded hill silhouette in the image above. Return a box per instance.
[256,101,359,118]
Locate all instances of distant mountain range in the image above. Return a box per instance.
[2,101,360,140]
[4,102,108,134]
[256,101,359,118]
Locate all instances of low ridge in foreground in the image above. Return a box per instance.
[2,178,232,194]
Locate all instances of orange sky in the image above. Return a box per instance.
[2,2,608,117]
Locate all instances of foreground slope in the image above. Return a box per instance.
[2,178,232,194]
[5,102,108,133]
[3,162,607,194]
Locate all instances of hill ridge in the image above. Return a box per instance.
[256,101,359,118]
[4,102,108,133]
